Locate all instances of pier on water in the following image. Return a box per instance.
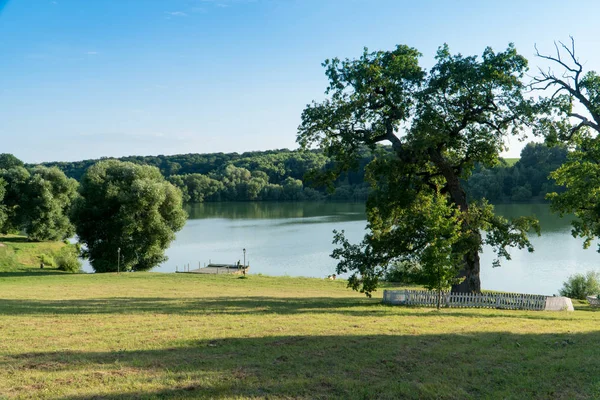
[176,262,249,275]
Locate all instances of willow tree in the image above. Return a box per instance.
[298,44,539,295]
[0,165,78,241]
[534,39,600,252]
[72,160,187,272]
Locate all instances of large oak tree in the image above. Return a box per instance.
[298,44,539,295]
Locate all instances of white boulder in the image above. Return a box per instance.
[544,296,574,312]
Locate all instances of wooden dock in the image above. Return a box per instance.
[176,263,249,275]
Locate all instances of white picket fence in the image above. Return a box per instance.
[587,295,600,307]
[383,289,547,311]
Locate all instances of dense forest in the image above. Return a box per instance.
[464,142,568,203]
[36,142,567,203]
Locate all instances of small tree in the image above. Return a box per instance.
[72,160,187,272]
[418,195,464,309]
[559,271,600,300]
[55,246,83,273]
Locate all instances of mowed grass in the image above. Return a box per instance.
[1,273,600,399]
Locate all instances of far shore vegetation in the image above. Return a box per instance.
[37,141,566,204]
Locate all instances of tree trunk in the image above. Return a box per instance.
[430,149,482,294]
[451,248,481,293]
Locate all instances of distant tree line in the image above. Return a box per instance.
[464,142,568,203]
[38,142,566,204]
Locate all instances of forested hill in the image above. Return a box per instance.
[464,142,568,203]
[36,142,567,203]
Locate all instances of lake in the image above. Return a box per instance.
[83,202,600,296]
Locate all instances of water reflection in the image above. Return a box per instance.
[186,202,366,222]
[493,203,574,234]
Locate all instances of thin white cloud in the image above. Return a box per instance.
[86,51,98,55]
[195,0,258,8]
[166,11,187,17]
[186,0,258,14]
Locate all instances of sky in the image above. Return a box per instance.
[1,0,600,163]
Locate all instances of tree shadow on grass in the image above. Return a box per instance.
[0,296,383,317]
[3,332,600,399]
[0,296,584,321]
[0,269,69,278]
[0,236,31,244]
[571,301,600,312]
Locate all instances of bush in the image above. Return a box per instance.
[39,254,55,267]
[384,261,426,284]
[55,247,82,273]
[511,185,533,202]
[559,271,600,300]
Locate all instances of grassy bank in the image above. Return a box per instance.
[0,235,72,273]
[0,272,599,399]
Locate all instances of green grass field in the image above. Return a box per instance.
[502,157,520,166]
[0,269,600,399]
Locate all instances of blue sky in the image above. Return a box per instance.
[1,0,599,163]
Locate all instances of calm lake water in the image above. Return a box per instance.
[82,202,600,296]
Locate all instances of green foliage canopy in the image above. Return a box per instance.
[299,43,539,294]
[72,160,187,272]
[0,164,78,241]
[0,153,24,170]
[21,166,79,241]
[559,271,600,300]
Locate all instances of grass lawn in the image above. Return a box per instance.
[1,271,600,400]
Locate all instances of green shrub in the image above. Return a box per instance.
[559,271,600,300]
[39,254,55,267]
[384,261,427,284]
[55,247,82,273]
